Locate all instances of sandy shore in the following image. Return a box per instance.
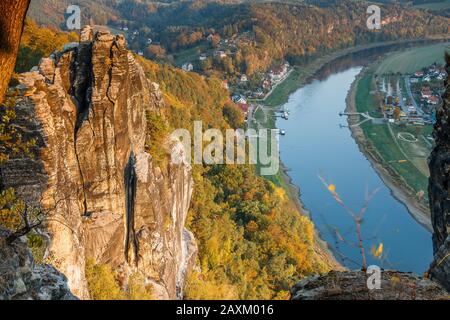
[345,69,433,232]
[279,162,345,271]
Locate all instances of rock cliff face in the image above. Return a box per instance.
[0,28,197,299]
[428,53,450,291]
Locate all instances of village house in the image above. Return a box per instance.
[222,80,229,90]
[252,88,264,98]
[240,74,248,83]
[428,95,440,105]
[262,79,272,90]
[182,62,194,72]
[236,102,249,117]
[269,63,288,82]
[199,54,207,61]
[399,110,408,120]
[408,105,417,115]
[421,87,432,99]
[381,14,400,26]
[232,94,247,105]
[214,50,227,59]
[207,34,214,42]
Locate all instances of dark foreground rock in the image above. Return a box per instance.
[0,229,77,300]
[291,270,448,300]
[428,54,450,291]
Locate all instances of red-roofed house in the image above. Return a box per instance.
[428,96,440,105]
[421,88,432,99]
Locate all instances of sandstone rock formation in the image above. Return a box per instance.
[0,228,77,300]
[428,53,450,291]
[0,27,197,300]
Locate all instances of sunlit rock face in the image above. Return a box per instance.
[1,27,196,300]
[428,54,450,292]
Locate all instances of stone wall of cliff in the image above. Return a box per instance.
[428,53,450,291]
[0,28,197,300]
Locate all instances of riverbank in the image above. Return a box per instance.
[279,162,344,271]
[256,37,447,270]
[345,68,433,232]
[263,36,450,108]
[257,36,450,216]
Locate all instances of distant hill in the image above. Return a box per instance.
[28,0,118,28]
[27,0,450,82]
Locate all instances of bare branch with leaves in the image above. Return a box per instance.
[319,174,381,271]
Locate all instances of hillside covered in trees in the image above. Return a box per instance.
[138,57,333,299]
[15,20,79,73]
[3,0,448,301]
[28,1,450,82]
[2,20,334,299]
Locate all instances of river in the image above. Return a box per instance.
[276,55,434,274]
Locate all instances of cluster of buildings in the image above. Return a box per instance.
[236,61,291,101]
[420,86,440,106]
[411,65,447,83]
[110,26,292,120]
[110,24,154,57]
[411,64,445,117]
[382,93,425,125]
[378,64,446,126]
[250,62,291,99]
[228,61,291,120]
[229,61,291,120]
[231,94,250,118]
[192,36,239,65]
[179,30,291,98]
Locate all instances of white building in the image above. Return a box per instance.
[214,50,227,59]
[232,94,247,105]
[182,62,194,72]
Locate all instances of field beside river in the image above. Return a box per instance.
[352,42,449,196]
[375,42,450,75]
[355,72,431,196]
[346,41,450,230]
[248,39,443,271]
